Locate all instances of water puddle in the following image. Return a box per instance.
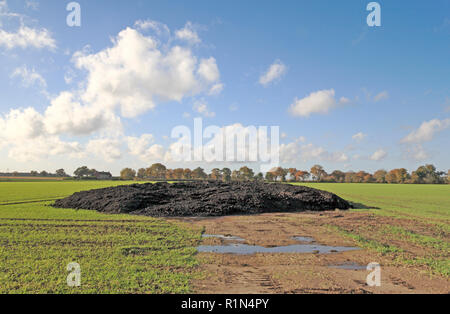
[198,234,359,255]
[328,262,367,270]
[292,236,315,243]
[202,234,245,241]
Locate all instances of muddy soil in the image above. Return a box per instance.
[178,212,449,294]
[52,181,351,217]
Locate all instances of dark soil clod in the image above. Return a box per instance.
[52,181,352,217]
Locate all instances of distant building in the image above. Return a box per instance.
[93,171,113,180]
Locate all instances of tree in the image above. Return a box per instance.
[265,172,275,182]
[136,168,146,180]
[120,168,136,180]
[288,168,298,182]
[411,164,442,184]
[146,163,167,180]
[173,168,184,180]
[386,168,409,184]
[311,165,326,182]
[355,171,370,183]
[295,170,310,182]
[30,171,38,177]
[210,168,222,181]
[231,170,240,181]
[271,167,287,182]
[165,169,174,180]
[331,170,345,183]
[373,170,387,183]
[345,171,355,183]
[56,169,67,177]
[192,167,207,180]
[222,168,231,182]
[73,166,92,178]
[40,171,48,177]
[183,168,192,180]
[239,166,255,181]
[255,172,264,181]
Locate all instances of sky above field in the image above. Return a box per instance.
[0,0,449,175]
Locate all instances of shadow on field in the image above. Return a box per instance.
[350,202,380,210]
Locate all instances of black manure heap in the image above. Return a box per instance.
[53,181,351,217]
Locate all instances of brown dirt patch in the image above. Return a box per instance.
[177,212,449,294]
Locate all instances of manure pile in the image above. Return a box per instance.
[52,181,351,217]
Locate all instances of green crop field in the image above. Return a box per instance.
[295,183,450,223]
[295,183,450,276]
[0,181,202,293]
[0,181,448,293]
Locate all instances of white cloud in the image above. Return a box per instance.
[373,91,389,102]
[44,91,122,136]
[209,83,224,95]
[25,0,39,10]
[73,27,221,118]
[86,138,122,162]
[401,118,450,144]
[175,22,201,44]
[11,66,47,89]
[0,107,45,141]
[289,89,337,117]
[259,60,287,86]
[0,22,223,163]
[127,134,165,162]
[280,141,348,164]
[197,57,220,83]
[127,134,155,156]
[193,101,215,118]
[134,20,170,36]
[0,25,56,50]
[370,149,387,161]
[7,136,82,162]
[352,132,367,143]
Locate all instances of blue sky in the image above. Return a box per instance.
[0,0,449,175]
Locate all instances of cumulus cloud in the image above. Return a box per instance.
[73,27,221,118]
[352,132,367,142]
[7,136,82,162]
[373,91,389,102]
[11,65,47,89]
[289,89,338,117]
[279,141,348,164]
[0,25,56,50]
[370,149,387,161]
[86,138,123,162]
[401,118,450,144]
[1,21,223,162]
[259,60,287,86]
[134,19,170,36]
[193,100,215,118]
[175,22,201,44]
[44,91,122,136]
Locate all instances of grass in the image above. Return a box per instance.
[294,183,449,277]
[0,181,144,204]
[0,181,202,294]
[0,181,448,292]
[295,183,450,222]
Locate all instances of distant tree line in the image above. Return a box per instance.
[0,169,69,178]
[120,163,450,184]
